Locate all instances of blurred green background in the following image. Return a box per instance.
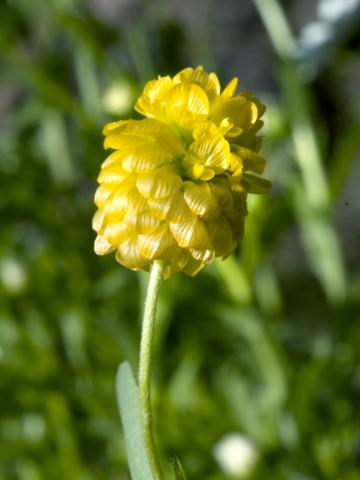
[1,0,360,479]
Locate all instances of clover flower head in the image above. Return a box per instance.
[93,66,271,278]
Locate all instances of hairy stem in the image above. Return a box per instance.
[138,260,164,480]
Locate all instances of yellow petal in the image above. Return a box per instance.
[173,67,194,79]
[104,133,151,150]
[134,95,159,118]
[167,192,195,223]
[185,133,230,172]
[142,76,173,102]
[123,188,148,214]
[122,212,137,228]
[163,249,189,278]
[101,150,127,169]
[173,66,221,98]
[122,146,169,173]
[105,207,127,223]
[136,211,162,234]
[218,118,235,136]
[136,165,182,199]
[134,77,173,119]
[189,248,214,263]
[104,221,131,246]
[169,217,212,249]
[208,73,221,96]
[200,168,215,181]
[105,118,163,136]
[92,209,105,232]
[242,93,266,117]
[221,77,238,98]
[94,235,115,255]
[116,237,149,271]
[166,83,209,119]
[104,186,147,216]
[185,162,205,180]
[94,184,114,208]
[192,121,222,139]
[210,97,258,131]
[183,181,220,219]
[104,119,184,157]
[225,126,243,138]
[229,153,243,177]
[103,120,128,135]
[97,163,129,184]
[147,196,173,220]
[138,223,176,260]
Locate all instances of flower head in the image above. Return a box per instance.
[93,66,271,278]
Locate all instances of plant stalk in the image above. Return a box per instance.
[138,260,164,480]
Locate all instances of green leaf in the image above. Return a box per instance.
[169,457,188,480]
[116,361,154,480]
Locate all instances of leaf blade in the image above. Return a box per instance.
[169,457,188,480]
[116,361,154,480]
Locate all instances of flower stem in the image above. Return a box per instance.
[138,260,164,480]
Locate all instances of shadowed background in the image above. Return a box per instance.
[1,0,360,478]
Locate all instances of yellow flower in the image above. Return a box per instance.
[93,66,271,278]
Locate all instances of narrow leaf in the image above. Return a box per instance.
[169,457,188,480]
[116,361,154,480]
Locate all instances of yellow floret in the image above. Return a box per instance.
[93,66,271,277]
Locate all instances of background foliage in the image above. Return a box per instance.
[1,0,360,479]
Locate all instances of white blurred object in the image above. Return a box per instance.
[0,257,27,293]
[102,80,134,116]
[213,433,258,478]
[318,0,360,22]
[297,0,360,78]
[298,21,334,50]
[21,414,46,444]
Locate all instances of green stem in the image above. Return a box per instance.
[139,260,164,480]
[253,0,347,303]
[252,0,296,59]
